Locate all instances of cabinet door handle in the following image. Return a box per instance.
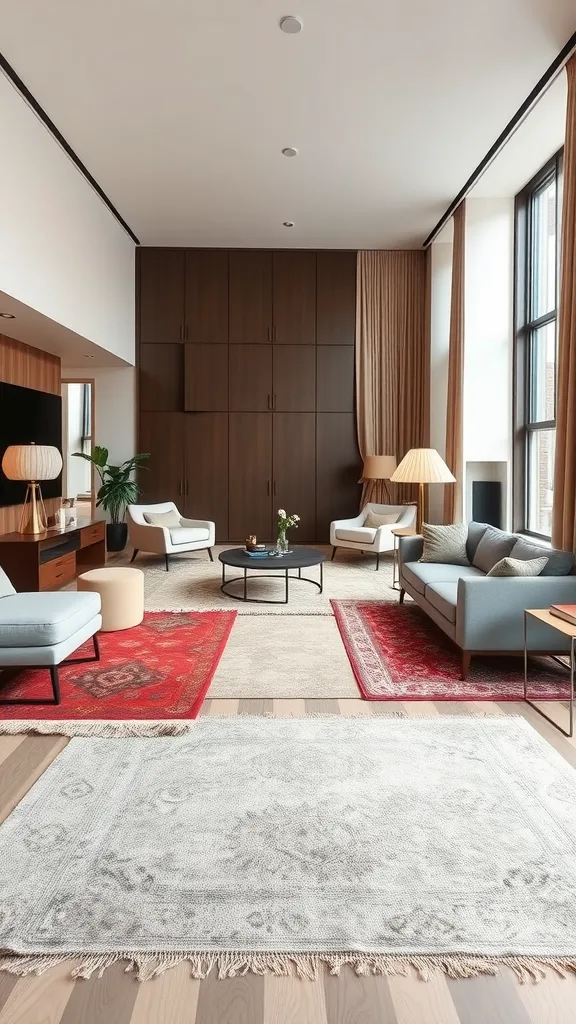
[179,324,185,341]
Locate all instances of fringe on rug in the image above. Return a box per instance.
[1,951,576,984]
[0,720,196,738]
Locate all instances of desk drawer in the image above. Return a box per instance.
[39,552,76,590]
[80,522,105,548]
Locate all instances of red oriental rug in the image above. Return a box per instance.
[0,611,236,720]
[331,600,571,701]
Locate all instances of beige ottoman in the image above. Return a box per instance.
[77,567,144,632]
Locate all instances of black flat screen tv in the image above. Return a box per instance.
[0,382,62,508]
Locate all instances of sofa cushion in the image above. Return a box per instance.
[472,526,517,574]
[0,592,100,648]
[364,511,399,528]
[487,555,549,577]
[425,582,458,624]
[466,522,489,563]
[335,527,377,544]
[402,561,484,596]
[144,510,181,527]
[0,567,15,599]
[169,527,211,545]
[420,523,469,565]
[510,538,575,576]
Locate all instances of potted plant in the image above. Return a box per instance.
[72,446,149,551]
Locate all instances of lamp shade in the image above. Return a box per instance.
[2,444,62,482]
[391,448,455,484]
[360,455,397,481]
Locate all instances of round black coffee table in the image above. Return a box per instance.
[219,547,326,604]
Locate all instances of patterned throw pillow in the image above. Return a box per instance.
[143,510,182,527]
[487,556,549,577]
[364,511,400,528]
[419,523,469,565]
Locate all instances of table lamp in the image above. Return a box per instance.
[1,443,63,534]
[359,455,397,502]
[391,448,455,533]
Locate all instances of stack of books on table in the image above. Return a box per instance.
[245,549,270,558]
[550,604,576,627]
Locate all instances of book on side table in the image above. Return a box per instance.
[550,604,576,627]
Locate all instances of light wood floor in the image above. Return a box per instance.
[1,697,576,1023]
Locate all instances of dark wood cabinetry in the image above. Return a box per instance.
[272,252,316,345]
[137,248,360,542]
[139,249,185,344]
[185,250,228,344]
[229,251,272,345]
[229,413,272,541]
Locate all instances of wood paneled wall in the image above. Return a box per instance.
[0,333,61,534]
[137,249,361,542]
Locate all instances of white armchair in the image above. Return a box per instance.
[330,503,416,570]
[127,502,215,571]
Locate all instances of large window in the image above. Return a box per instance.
[514,153,562,539]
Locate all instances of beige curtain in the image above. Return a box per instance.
[552,55,576,551]
[356,250,429,507]
[443,202,466,524]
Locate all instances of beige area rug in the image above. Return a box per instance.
[208,615,360,698]
[140,546,396,615]
[2,715,576,983]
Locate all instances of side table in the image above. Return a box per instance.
[392,527,417,591]
[523,608,575,737]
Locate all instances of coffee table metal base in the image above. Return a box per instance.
[220,563,323,604]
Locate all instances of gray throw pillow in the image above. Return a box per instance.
[510,538,575,577]
[419,523,469,565]
[143,510,182,527]
[466,522,489,563]
[487,556,549,577]
[472,526,517,574]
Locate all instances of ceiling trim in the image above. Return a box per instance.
[423,29,576,249]
[0,50,140,245]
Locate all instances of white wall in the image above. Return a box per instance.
[463,198,514,526]
[429,239,452,523]
[64,367,136,468]
[0,72,135,364]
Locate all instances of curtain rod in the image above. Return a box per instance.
[422,30,576,249]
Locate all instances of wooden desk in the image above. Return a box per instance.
[0,518,106,591]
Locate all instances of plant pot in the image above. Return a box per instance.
[106,523,128,552]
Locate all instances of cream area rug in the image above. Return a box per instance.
[208,615,359,698]
[140,546,395,615]
[2,716,576,982]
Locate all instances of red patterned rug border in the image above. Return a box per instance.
[331,599,571,702]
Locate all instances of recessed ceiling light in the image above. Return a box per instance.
[283,221,295,228]
[280,15,302,33]
[0,312,15,319]
[282,147,298,158]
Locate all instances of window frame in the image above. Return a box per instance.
[513,150,562,541]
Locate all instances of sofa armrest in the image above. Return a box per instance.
[127,522,170,554]
[456,576,576,652]
[398,535,423,566]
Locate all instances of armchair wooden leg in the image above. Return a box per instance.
[331,546,337,561]
[208,548,214,562]
[376,553,380,571]
[461,651,472,681]
[164,554,170,572]
[399,588,405,604]
[93,633,101,661]
[50,666,61,705]
[130,548,139,563]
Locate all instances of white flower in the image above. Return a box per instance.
[293,515,300,522]
[278,509,286,517]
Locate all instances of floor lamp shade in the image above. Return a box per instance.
[1,444,63,534]
[359,455,397,481]
[391,448,455,532]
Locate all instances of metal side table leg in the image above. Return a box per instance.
[524,610,575,737]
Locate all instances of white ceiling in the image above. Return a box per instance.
[0,0,575,249]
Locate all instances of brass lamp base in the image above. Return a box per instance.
[416,482,425,534]
[19,482,48,535]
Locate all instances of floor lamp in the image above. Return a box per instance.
[1,443,63,534]
[390,448,455,533]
